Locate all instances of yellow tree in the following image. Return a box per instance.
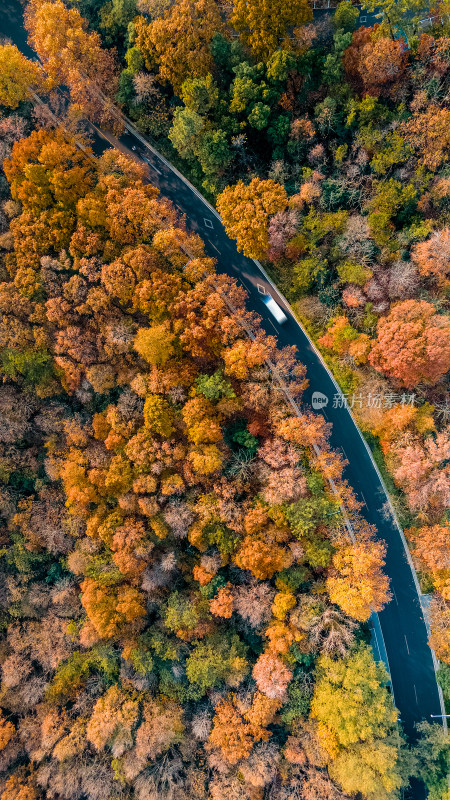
[0,44,45,108]
[326,527,390,621]
[134,0,223,94]
[231,0,312,59]
[134,323,176,366]
[311,646,397,751]
[80,578,146,640]
[217,178,288,259]
[311,645,403,800]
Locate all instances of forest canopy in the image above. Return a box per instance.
[0,125,405,800]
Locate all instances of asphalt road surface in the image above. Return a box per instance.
[0,3,444,797]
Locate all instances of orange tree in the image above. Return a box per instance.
[217,177,288,259]
[25,0,119,125]
[369,300,450,388]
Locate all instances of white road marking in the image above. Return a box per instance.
[392,588,398,605]
[204,218,214,229]
[371,625,382,664]
[360,491,367,507]
[140,155,162,174]
[208,241,220,254]
[267,319,278,333]
[413,684,418,704]
[146,162,162,175]
[257,283,266,294]
[404,635,410,655]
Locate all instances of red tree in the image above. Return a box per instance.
[369,300,450,388]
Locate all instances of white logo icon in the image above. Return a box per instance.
[312,391,329,410]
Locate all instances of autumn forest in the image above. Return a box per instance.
[0,0,449,799]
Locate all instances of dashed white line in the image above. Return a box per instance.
[372,624,383,665]
[266,319,278,333]
[208,241,220,254]
[147,162,162,175]
[404,635,410,655]
[413,684,418,704]
[337,445,349,462]
[392,588,398,605]
[140,154,162,174]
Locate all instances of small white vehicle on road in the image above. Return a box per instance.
[262,294,288,324]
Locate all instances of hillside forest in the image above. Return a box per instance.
[0,0,449,799]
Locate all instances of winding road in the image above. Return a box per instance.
[0,2,445,796]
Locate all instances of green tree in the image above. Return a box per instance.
[100,0,138,47]
[229,61,275,118]
[414,722,450,800]
[323,30,353,85]
[181,74,219,115]
[125,46,144,73]
[164,591,209,635]
[266,50,296,82]
[437,664,450,704]
[248,102,271,130]
[1,348,53,387]
[169,106,205,159]
[196,129,231,176]
[333,0,359,31]
[186,634,248,694]
[195,370,235,400]
[361,0,429,37]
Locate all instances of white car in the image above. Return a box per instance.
[262,294,288,325]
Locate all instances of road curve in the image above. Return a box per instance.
[0,2,445,795]
[113,129,444,749]
[79,126,448,800]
